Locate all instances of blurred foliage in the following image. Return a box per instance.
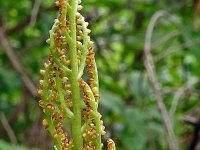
[0,0,200,149]
[0,140,39,150]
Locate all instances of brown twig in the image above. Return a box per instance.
[8,96,28,126]
[170,78,199,119]
[193,0,200,31]
[0,86,30,138]
[183,115,200,150]
[155,38,200,62]
[0,27,38,97]
[183,115,199,125]
[0,112,17,147]
[5,17,30,35]
[5,6,56,35]
[21,34,48,53]
[152,30,180,49]
[29,0,42,27]
[143,10,179,150]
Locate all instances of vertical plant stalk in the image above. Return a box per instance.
[144,10,179,150]
[68,0,82,149]
[38,0,116,149]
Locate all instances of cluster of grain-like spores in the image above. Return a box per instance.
[38,0,115,149]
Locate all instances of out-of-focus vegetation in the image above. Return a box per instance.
[0,0,200,149]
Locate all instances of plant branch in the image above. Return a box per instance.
[170,78,198,120]
[152,30,180,49]
[0,27,38,98]
[143,10,179,150]
[29,0,42,27]
[5,6,56,35]
[0,112,18,147]
[78,17,89,79]
[183,115,200,150]
[68,0,83,149]
[155,38,200,62]
[21,34,48,53]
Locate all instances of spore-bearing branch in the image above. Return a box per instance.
[38,0,115,149]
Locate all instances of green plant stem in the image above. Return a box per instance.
[94,114,101,150]
[78,19,89,79]
[81,80,101,150]
[55,73,74,118]
[68,0,83,149]
[42,68,61,150]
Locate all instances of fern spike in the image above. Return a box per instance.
[38,0,115,149]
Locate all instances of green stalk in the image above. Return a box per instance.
[78,18,89,79]
[80,80,102,150]
[68,0,83,149]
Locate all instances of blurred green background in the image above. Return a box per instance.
[0,0,200,149]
